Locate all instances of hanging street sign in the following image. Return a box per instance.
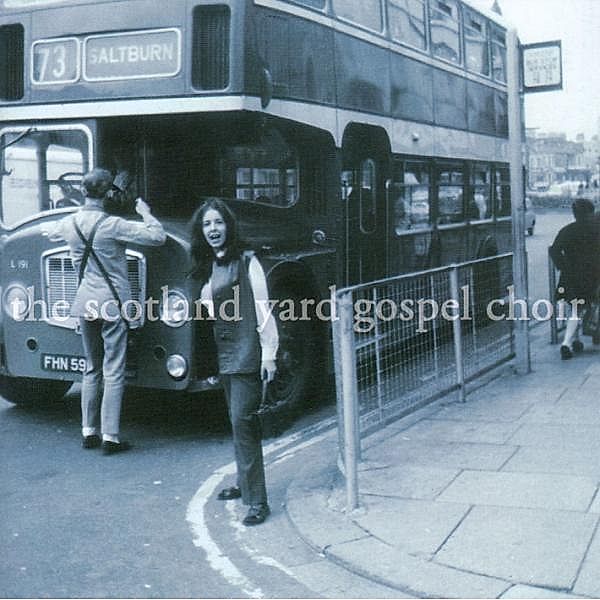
[521,40,562,93]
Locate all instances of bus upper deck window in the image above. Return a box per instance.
[332,0,383,33]
[388,0,427,51]
[429,0,460,64]
[491,27,507,83]
[464,10,490,76]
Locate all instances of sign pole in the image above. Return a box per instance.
[507,28,531,375]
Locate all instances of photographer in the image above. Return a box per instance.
[48,168,166,454]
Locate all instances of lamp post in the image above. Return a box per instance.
[507,28,531,375]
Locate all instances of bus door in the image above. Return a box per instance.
[342,157,387,286]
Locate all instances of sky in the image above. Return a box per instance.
[472,0,600,141]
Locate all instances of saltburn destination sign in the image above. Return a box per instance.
[84,28,181,81]
[31,28,181,84]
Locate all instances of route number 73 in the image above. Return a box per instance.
[32,38,79,84]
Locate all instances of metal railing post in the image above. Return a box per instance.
[372,287,385,424]
[338,291,360,511]
[449,266,466,402]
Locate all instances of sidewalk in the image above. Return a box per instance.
[285,325,600,599]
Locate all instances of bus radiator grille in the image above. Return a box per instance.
[43,250,146,328]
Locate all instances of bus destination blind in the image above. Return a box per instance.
[31,28,181,84]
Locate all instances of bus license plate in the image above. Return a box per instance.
[41,353,86,373]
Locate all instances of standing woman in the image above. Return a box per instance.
[190,199,278,526]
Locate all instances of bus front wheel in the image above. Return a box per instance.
[0,375,71,407]
[259,284,324,436]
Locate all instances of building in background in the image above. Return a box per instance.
[525,130,596,191]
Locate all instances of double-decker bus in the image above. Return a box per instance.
[0,0,516,416]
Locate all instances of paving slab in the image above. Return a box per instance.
[501,584,586,598]
[362,436,517,471]
[502,445,600,478]
[572,521,600,597]
[552,390,600,408]
[435,505,597,590]
[329,536,510,599]
[359,464,460,500]
[351,496,469,556]
[429,396,535,423]
[290,560,412,599]
[507,422,600,450]
[400,418,522,445]
[584,363,600,376]
[587,491,600,513]
[437,470,597,511]
[518,403,600,426]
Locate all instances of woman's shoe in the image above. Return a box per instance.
[217,486,242,500]
[243,503,270,526]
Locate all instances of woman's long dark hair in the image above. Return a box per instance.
[189,198,240,282]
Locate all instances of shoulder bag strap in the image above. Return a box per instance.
[73,214,129,327]
[74,213,109,283]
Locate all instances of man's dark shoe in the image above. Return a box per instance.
[101,440,131,455]
[560,345,573,360]
[572,340,584,353]
[82,434,101,449]
[217,486,242,501]
[243,503,270,526]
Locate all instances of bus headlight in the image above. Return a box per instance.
[3,284,31,321]
[166,354,187,380]
[160,290,188,327]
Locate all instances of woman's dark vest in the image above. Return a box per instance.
[210,254,261,374]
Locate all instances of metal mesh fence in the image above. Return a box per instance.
[333,254,515,441]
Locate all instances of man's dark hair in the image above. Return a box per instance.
[82,168,113,199]
[572,198,595,222]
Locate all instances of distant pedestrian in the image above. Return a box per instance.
[189,198,278,526]
[549,198,600,359]
[48,168,166,453]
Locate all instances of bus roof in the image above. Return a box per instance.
[462,0,512,29]
[3,0,511,29]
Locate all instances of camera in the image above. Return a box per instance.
[104,170,137,216]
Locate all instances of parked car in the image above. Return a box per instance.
[524,196,536,235]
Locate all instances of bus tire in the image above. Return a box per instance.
[0,375,71,407]
[259,284,323,437]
